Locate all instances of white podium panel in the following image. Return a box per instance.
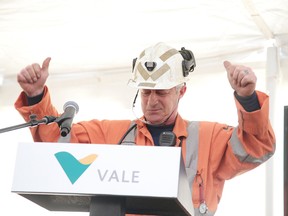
[12,142,194,216]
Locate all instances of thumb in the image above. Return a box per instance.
[42,57,51,70]
[223,60,232,71]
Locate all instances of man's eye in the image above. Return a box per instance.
[157,91,169,96]
[141,91,151,95]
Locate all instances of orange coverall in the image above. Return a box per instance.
[15,86,276,216]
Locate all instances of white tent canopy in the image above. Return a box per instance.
[0,0,287,90]
[0,0,287,110]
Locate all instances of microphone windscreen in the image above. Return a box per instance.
[63,101,79,114]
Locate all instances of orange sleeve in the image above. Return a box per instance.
[14,86,133,144]
[213,91,276,180]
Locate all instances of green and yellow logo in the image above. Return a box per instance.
[54,151,97,184]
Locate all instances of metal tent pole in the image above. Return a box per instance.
[265,46,279,216]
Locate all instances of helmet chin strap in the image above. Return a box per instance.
[131,89,179,126]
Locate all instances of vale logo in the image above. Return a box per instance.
[55,151,97,184]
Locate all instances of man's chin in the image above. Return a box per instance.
[146,117,164,125]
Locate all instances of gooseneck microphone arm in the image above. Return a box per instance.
[0,114,57,134]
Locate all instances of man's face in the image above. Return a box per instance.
[140,85,185,125]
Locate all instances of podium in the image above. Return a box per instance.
[11,142,194,216]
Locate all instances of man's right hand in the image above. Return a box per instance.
[17,57,51,97]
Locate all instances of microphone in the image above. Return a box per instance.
[57,101,79,137]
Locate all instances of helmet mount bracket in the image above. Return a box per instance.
[145,62,157,72]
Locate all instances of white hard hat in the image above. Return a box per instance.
[127,42,196,89]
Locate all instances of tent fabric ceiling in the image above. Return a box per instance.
[0,0,287,91]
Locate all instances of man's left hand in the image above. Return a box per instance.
[223,60,257,97]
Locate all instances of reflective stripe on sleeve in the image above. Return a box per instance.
[230,127,274,163]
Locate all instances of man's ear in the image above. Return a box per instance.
[179,84,187,99]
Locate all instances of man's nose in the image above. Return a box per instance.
[147,92,158,105]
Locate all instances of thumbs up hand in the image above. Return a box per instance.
[17,57,51,97]
[223,61,257,97]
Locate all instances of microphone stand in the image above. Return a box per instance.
[0,112,72,143]
[0,114,57,134]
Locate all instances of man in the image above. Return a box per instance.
[15,42,276,215]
